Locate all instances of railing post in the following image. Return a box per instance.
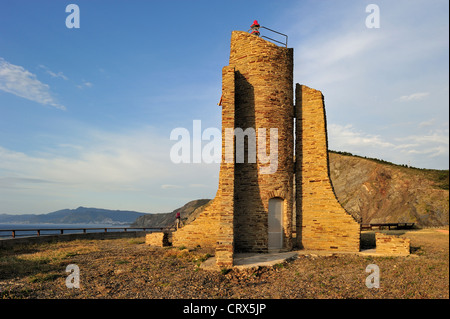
[259,26,288,47]
[1,226,164,239]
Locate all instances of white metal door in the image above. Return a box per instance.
[268,198,283,250]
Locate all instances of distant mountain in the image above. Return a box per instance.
[0,207,149,225]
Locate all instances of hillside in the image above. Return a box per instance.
[0,207,149,225]
[130,199,211,228]
[329,151,449,227]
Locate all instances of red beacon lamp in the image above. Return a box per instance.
[249,20,260,36]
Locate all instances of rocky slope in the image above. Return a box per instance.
[329,152,449,227]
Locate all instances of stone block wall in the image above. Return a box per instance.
[295,84,360,252]
[229,31,294,253]
[376,233,410,256]
[145,232,172,247]
[171,197,220,248]
[215,65,236,267]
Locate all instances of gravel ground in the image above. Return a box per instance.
[0,229,448,299]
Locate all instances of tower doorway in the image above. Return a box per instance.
[268,197,283,250]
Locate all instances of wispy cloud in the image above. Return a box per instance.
[188,183,208,188]
[418,119,436,128]
[328,124,395,150]
[295,31,384,86]
[328,123,449,168]
[397,92,430,102]
[161,184,184,189]
[38,64,69,80]
[77,81,93,89]
[0,57,66,110]
[0,177,56,190]
[395,131,449,148]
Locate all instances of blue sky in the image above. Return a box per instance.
[0,0,448,214]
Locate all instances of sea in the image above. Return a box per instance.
[0,223,138,239]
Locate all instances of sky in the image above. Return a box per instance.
[0,0,448,215]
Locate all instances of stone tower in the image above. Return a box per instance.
[172,30,360,267]
[228,31,294,253]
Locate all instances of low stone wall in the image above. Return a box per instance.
[171,198,221,249]
[375,233,410,256]
[0,231,149,249]
[145,232,172,247]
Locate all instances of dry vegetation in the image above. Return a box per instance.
[0,228,448,299]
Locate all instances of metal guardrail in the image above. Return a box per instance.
[260,26,288,47]
[0,227,165,239]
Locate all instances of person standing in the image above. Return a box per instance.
[176,212,181,229]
